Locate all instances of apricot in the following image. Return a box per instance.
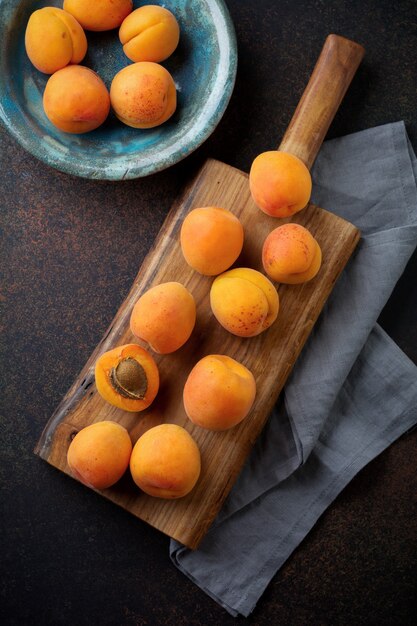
[262,223,322,284]
[183,355,256,431]
[130,424,201,498]
[180,207,244,276]
[110,62,177,129]
[249,151,312,218]
[130,282,196,354]
[63,0,133,31]
[43,65,110,134]
[95,343,159,412]
[210,267,279,337]
[25,7,87,75]
[67,421,132,490]
[119,5,180,63]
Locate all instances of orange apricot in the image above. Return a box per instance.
[63,0,133,31]
[210,267,279,337]
[95,343,159,412]
[110,61,177,129]
[249,151,312,217]
[119,5,180,63]
[262,223,322,283]
[130,282,196,354]
[25,7,87,74]
[180,207,244,276]
[183,355,256,431]
[130,424,201,498]
[43,65,110,134]
[67,421,132,489]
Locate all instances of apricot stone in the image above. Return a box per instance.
[67,421,132,490]
[249,151,312,218]
[262,223,322,284]
[183,355,256,431]
[110,61,177,129]
[130,424,201,499]
[210,267,279,337]
[63,0,133,31]
[25,7,87,74]
[130,282,196,354]
[95,343,160,412]
[119,5,180,63]
[180,207,244,276]
[43,65,110,134]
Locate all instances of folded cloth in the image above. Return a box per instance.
[170,121,417,617]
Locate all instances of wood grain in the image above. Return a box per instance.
[35,35,364,549]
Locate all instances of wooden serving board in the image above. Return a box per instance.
[35,35,364,549]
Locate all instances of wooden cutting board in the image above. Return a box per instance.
[35,35,364,549]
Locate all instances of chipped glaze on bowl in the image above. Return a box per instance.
[0,0,237,179]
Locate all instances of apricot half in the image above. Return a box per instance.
[119,5,180,63]
[262,223,322,283]
[67,421,132,490]
[110,62,177,129]
[63,0,133,31]
[95,343,159,412]
[210,267,279,337]
[43,65,110,134]
[180,207,244,276]
[183,355,256,431]
[130,282,196,354]
[249,151,312,218]
[130,424,201,499]
[25,7,87,74]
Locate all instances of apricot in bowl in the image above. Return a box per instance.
[183,355,256,431]
[130,424,201,499]
[262,223,322,283]
[119,5,180,63]
[63,0,133,32]
[95,343,160,412]
[25,6,87,75]
[67,421,132,490]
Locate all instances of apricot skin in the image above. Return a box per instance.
[249,151,312,218]
[262,223,322,284]
[25,7,87,75]
[119,5,180,63]
[63,0,133,32]
[95,343,160,412]
[130,282,196,354]
[183,355,256,431]
[210,267,279,337]
[110,62,177,129]
[180,207,244,276]
[43,65,110,134]
[67,421,132,490]
[130,424,201,499]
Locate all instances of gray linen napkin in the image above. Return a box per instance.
[170,121,417,617]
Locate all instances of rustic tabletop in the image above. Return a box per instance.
[1,1,416,624]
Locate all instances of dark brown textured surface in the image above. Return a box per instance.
[1,0,417,624]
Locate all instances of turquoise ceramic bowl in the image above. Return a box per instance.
[0,0,237,179]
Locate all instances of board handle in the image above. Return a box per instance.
[278,34,365,169]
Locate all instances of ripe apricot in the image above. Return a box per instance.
[63,0,133,32]
[130,424,201,499]
[249,151,312,218]
[183,355,256,431]
[25,7,87,75]
[95,343,160,412]
[110,61,177,129]
[119,5,180,63]
[43,65,110,134]
[67,421,132,490]
[210,267,279,337]
[180,207,244,276]
[130,282,196,354]
[262,223,322,283]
